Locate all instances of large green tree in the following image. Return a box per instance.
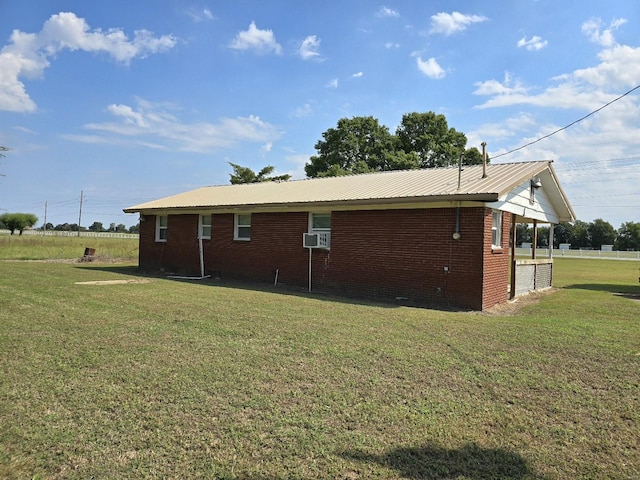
[0,212,38,235]
[229,163,291,184]
[305,112,487,178]
[395,111,469,168]
[304,116,420,177]
[570,220,591,248]
[615,221,640,251]
[588,218,616,249]
[89,221,105,232]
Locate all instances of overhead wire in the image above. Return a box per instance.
[491,84,640,160]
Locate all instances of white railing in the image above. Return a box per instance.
[515,248,640,261]
[514,259,553,296]
[0,229,138,239]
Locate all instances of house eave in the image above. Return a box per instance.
[124,193,500,216]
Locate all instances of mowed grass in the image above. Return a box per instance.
[0,234,138,261]
[0,253,638,479]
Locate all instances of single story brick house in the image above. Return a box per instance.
[124,160,575,310]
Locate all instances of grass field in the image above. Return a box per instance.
[0,234,138,261]
[0,243,638,479]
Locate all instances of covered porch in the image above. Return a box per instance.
[485,165,575,300]
[509,217,555,298]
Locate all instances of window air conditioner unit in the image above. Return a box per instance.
[303,232,330,249]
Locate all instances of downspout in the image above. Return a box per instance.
[199,235,205,278]
[168,217,209,280]
[453,203,461,240]
[308,248,313,292]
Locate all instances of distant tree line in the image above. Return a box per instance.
[40,221,139,234]
[0,213,139,235]
[518,219,640,251]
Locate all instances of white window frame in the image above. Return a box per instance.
[199,214,211,240]
[309,212,331,233]
[491,210,503,249]
[234,213,251,241]
[155,215,168,242]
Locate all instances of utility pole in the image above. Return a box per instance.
[43,201,48,234]
[78,191,83,237]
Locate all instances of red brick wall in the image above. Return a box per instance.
[322,208,486,309]
[205,212,310,285]
[138,207,511,310]
[139,214,200,275]
[481,208,511,309]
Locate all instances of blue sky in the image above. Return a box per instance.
[1,1,639,229]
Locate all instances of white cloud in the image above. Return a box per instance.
[474,36,640,111]
[351,71,364,78]
[416,56,445,79]
[385,42,400,49]
[581,17,626,47]
[469,113,538,142]
[70,98,281,153]
[298,35,321,60]
[571,45,640,89]
[326,78,339,88]
[187,8,214,22]
[377,6,399,18]
[229,21,282,55]
[0,12,177,112]
[429,11,487,36]
[292,102,313,118]
[517,35,548,51]
[260,142,272,155]
[474,72,528,96]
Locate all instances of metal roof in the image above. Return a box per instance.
[124,160,575,222]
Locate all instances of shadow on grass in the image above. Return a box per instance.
[343,442,538,480]
[75,263,474,312]
[563,283,640,295]
[74,264,408,310]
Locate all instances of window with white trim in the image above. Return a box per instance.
[200,214,211,240]
[156,215,168,242]
[234,213,251,240]
[310,212,331,233]
[491,210,503,248]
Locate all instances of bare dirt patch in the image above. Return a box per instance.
[75,279,151,285]
[481,289,555,316]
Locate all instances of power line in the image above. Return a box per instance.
[492,84,640,160]
[558,156,640,169]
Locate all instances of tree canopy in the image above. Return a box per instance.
[0,212,38,235]
[305,112,488,178]
[229,163,291,184]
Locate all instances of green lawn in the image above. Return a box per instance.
[0,254,638,479]
[0,234,138,261]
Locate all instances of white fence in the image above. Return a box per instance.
[515,247,640,261]
[0,229,138,239]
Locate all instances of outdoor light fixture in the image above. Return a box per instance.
[531,177,542,189]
